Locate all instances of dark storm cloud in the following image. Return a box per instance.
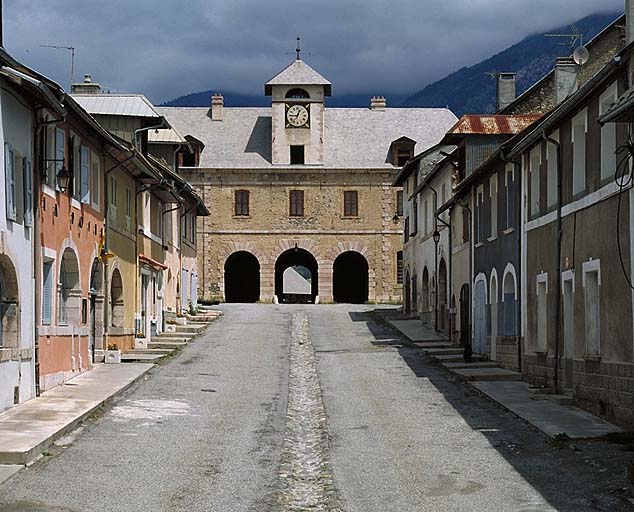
[3,0,624,104]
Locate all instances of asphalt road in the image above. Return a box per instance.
[0,304,631,512]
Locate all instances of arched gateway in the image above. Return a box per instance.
[333,251,369,304]
[224,251,260,303]
[275,248,318,303]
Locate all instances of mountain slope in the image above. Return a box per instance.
[402,12,621,115]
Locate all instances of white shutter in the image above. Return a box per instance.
[5,144,16,221]
[182,269,188,312]
[55,129,65,190]
[24,159,33,226]
[42,260,54,325]
[80,146,90,203]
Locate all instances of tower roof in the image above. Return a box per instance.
[265,59,331,96]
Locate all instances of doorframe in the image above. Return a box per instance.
[474,274,488,354]
[561,270,575,390]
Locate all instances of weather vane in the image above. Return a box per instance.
[286,36,310,61]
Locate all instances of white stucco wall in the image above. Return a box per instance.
[0,85,36,411]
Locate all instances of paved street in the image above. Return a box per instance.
[0,305,632,511]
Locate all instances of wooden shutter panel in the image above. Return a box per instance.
[182,269,189,311]
[42,261,54,325]
[80,146,90,203]
[5,144,16,221]
[24,159,33,226]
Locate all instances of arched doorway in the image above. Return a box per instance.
[89,259,104,362]
[459,283,470,347]
[333,251,369,304]
[275,248,318,303]
[474,278,487,354]
[421,267,430,324]
[0,255,19,350]
[224,251,260,303]
[110,269,124,328]
[403,270,410,313]
[490,273,498,360]
[438,259,447,331]
[59,248,80,325]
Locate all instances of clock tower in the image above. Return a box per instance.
[265,57,331,165]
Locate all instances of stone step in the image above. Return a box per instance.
[451,367,523,382]
[127,348,172,355]
[174,326,204,334]
[148,341,187,350]
[121,352,164,363]
[413,342,453,349]
[442,361,500,370]
[547,394,575,406]
[155,332,192,340]
[423,347,464,356]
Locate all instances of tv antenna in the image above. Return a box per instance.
[40,44,75,89]
[545,24,583,49]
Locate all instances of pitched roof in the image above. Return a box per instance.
[73,94,162,119]
[447,115,542,136]
[393,143,456,186]
[265,59,331,95]
[148,126,188,144]
[158,106,457,170]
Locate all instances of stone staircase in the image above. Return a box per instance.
[121,307,223,363]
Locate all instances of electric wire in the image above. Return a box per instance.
[614,123,634,290]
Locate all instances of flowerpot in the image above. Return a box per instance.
[105,349,121,364]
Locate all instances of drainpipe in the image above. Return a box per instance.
[543,131,562,394]
[134,120,169,155]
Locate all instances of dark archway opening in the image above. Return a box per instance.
[333,251,369,304]
[275,248,318,304]
[224,252,260,303]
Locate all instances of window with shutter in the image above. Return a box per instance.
[343,190,358,217]
[55,128,65,191]
[42,260,54,325]
[23,159,33,226]
[80,146,90,204]
[396,190,403,216]
[91,153,100,209]
[289,190,304,216]
[235,190,249,216]
[70,136,81,200]
[5,144,16,221]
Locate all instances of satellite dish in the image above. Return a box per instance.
[573,46,590,66]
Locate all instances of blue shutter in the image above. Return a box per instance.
[42,261,54,325]
[80,146,90,203]
[182,269,188,312]
[55,129,65,190]
[5,144,16,221]
[24,159,33,226]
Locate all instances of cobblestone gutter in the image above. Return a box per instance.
[271,312,342,511]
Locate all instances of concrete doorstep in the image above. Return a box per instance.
[0,363,153,467]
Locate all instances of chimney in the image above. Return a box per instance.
[71,74,101,94]
[625,0,634,44]
[209,93,224,121]
[555,57,579,105]
[370,96,387,111]
[496,73,516,111]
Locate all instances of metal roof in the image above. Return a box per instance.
[158,106,457,170]
[447,115,542,135]
[72,94,162,118]
[148,126,188,144]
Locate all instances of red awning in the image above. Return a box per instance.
[139,254,168,271]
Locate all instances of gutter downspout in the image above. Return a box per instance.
[134,119,169,155]
[543,131,562,394]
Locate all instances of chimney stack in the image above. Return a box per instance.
[496,73,516,111]
[555,57,579,105]
[627,0,634,45]
[209,93,224,121]
[71,74,101,94]
[370,96,387,111]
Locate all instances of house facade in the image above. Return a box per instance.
[160,58,456,304]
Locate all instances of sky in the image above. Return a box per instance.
[4,0,624,105]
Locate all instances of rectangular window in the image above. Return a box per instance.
[546,131,559,208]
[23,159,33,226]
[462,206,470,243]
[423,199,428,235]
[80,146,90,204]
[91,153,100,209]
[55,128,65,191]
[190,213,195,242]
[396,251,403,284]
[505,164,515,229]
[41,260,54,325]
[289,190,304,217]
[529,145,541,217]
[290,145,305,165]
[476,187,484,243]
[490,175,497,238]
[70,135,81,200]
[404,217,410,243]
[584,261,601,356]
[235,190,249,216]
[411,197,418,234]
[165,208,173,244]
[5,144,16,221]
[600,84,618,181]
[572,109,587,195]
[396,190,403,216]
[344,190,358,217]
[109,175,117,224]
[125,187,132,230]
[536,274,548,352]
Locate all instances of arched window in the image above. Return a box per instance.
[111,269,124,328]
[503,268,517,336]
[285,88,310,99]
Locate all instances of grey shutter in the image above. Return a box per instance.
[80,146,90,203]
[182,269,188,311]
[23,159,33,226]
[5,144,16,221]
[42,261,54,325]
[55,129,65,190]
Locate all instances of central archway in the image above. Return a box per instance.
[333,251,369,304]
[224,251,260,303]
[275,248,318,303]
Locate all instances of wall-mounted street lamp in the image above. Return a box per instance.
[432,229,441,245]
[55,165,72,193]
[392,213,400,225]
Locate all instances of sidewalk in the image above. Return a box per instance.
[387,316,621,439]
[0,363,153,468]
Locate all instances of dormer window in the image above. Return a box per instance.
[390,137,416,167]
[286,88,310,99]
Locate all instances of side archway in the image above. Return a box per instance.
[110,269,124,328]
[59,248,81,325]
[275,248,318,303]
[325,242,375,303]
[333,251,369,304]
[0,254,19,349]
[224,251,260,303]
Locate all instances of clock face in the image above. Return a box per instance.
[286,104,309,127]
